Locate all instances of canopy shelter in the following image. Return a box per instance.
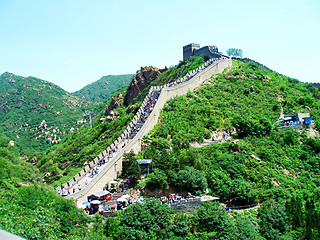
[201,196,220,202]
[87,190,112,202]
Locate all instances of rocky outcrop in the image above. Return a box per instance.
[123,66,165,106]
[105,93,124,115]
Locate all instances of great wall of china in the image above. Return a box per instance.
[57,57,232,204]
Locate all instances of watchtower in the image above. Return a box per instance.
[183,43,200,61]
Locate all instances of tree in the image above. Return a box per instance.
[234,213,260,240]
[121,150,141,185]
[145,168,169,190]
[196,201,236,239]
[259,200,289,239]
[175,167,207,194]
[118,200,176,239]
[226,48,243,58]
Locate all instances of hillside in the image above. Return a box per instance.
[72,74,134,102]
[32,56,207,185]
[0,72,96,155]
[0,132,100,239]
[137,59,320,238]
[1,58,320,239]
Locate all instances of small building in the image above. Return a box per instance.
[277,113,300,127]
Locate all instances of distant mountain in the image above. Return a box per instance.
[72,74,134,102]
[0,72,96,155]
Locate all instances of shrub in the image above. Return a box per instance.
[175,167,207,194]
[146,169,169,190]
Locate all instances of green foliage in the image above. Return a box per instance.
[175,167,207,194]
[0,133,92,239]
[0,72,96,156]
[145,168,169,190]
[0,133,40,194]
[229,179,258,205]
[0,185,91,239]
[195,204,259,239]
[115,200,178,239]
[258,200,289,239]
[286,192,320,239]
[73,74,134,102]
[156,56,206,86]
[121,150,141,185]
[233,116,272,138]
[196,201,237,239]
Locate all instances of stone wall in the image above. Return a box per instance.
[61,58,232,203]
[128,58,232,153]
[194,46,221,59]
[169,197,203,212]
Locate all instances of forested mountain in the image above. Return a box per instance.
[1,57,320,239]
[0,72,96,155]
[73,74,134,102]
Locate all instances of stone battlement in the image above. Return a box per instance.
[183,43,225,61]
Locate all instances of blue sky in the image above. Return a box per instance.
[0,0,319,92]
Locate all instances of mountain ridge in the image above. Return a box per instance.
[72,74,134,102]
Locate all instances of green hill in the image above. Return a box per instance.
[72,74,134,102]
[138,59,320,238]
[0,72,96,156]
[1,57,320,239]
[0,132,97,239]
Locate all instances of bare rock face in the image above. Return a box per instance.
[104,66,166,116]
[123,66,163,106]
